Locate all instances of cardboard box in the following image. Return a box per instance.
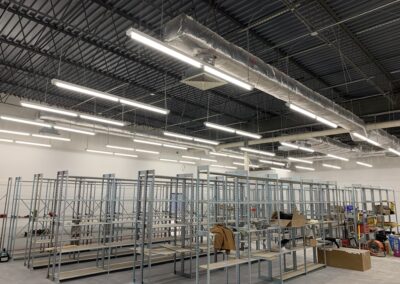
[305,238,318,247]
[318,247,371,271]
[271,208,306,228]
[374,204,392,215]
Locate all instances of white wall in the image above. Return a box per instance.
[0,142,196,181]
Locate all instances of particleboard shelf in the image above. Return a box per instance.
[199,258,254,271]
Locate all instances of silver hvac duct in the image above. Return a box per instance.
[163,14,400,150]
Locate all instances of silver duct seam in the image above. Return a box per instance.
[163,14,400,150]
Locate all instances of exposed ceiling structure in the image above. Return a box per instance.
[1,0,400,170]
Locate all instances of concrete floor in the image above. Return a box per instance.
[0,256,400,284]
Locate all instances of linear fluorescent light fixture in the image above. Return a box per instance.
[54,126,95,136]
[322,163,341,170]
[228,154,245,160]
[270,167,291,172]
[86,149,113,155]
[119,99,169,115]
[352,132,381,147]
[20,101,78,117]
[211,165,238,170]
[388,147,400,156]
[210,152,228,157]
[52,79,169,115]
[203,65,253,91]
[182,155,200,160]
[179,160,195,165]
[356,161,373,168]
[0,129,30,136]
[16,140,51,148]
[0,138,13,143]
[133,138,162,146]
[126,28,202,68]
[233,162,260,168]
[80,114,125,127]
[295,165,315,171]
[163,131,220,145]
[135,149,159,154]
[204,122,261,139]
[326,153,349,162]
[259,159,286,167]
[52,79,119,102]
[160,158,178,163]
[1,116,52,128]
[201,158,217,162]
[281,142,314,153]
[289,104,338,128]
[193,137,219,145]
[106,145,135,151]
[32,134,71,142]
[163,131,193,140]
[114,152,138,158]
[163,144,187,150]
[240,147,275,157]
[288,157,313,164]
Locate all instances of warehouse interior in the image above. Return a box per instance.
[1,0,400,283]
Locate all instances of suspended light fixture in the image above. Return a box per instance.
[20,101,78,117]
[126,28,202,68]
[326,153,349,162]
[160,158,178,163]
[280,142,314,153]
[114,152,138,158]
[295,165,315,171]
[163,131,193,140]
[352,132,381,147]
[356,161,373,168]
[1,116,52,128]
[163,144,188,150]
[203,65,253,91]
[259,159,286,166]
[322,163,341,170]
[240,147,275,157]
[133,139,162,146]
[52,79,119,102]
[233,162,260,168]
[193,137,219,145]
[0,138,13,143]
[163,131,220,145]
[179,160,196,165]
[270,167,291,172]
[16,140,51,148]
[289,104,338,128]
[288,157,313,164]
[119,99,169,115]
[135,149,159,154]
[210,165,238,170]
[204,122,261,139]
[388,147,400,156]
[52,79,169,115]
[54,126,95,136]
[86,149,113,155]
[80,114,125,127]
[0,129,30,136]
